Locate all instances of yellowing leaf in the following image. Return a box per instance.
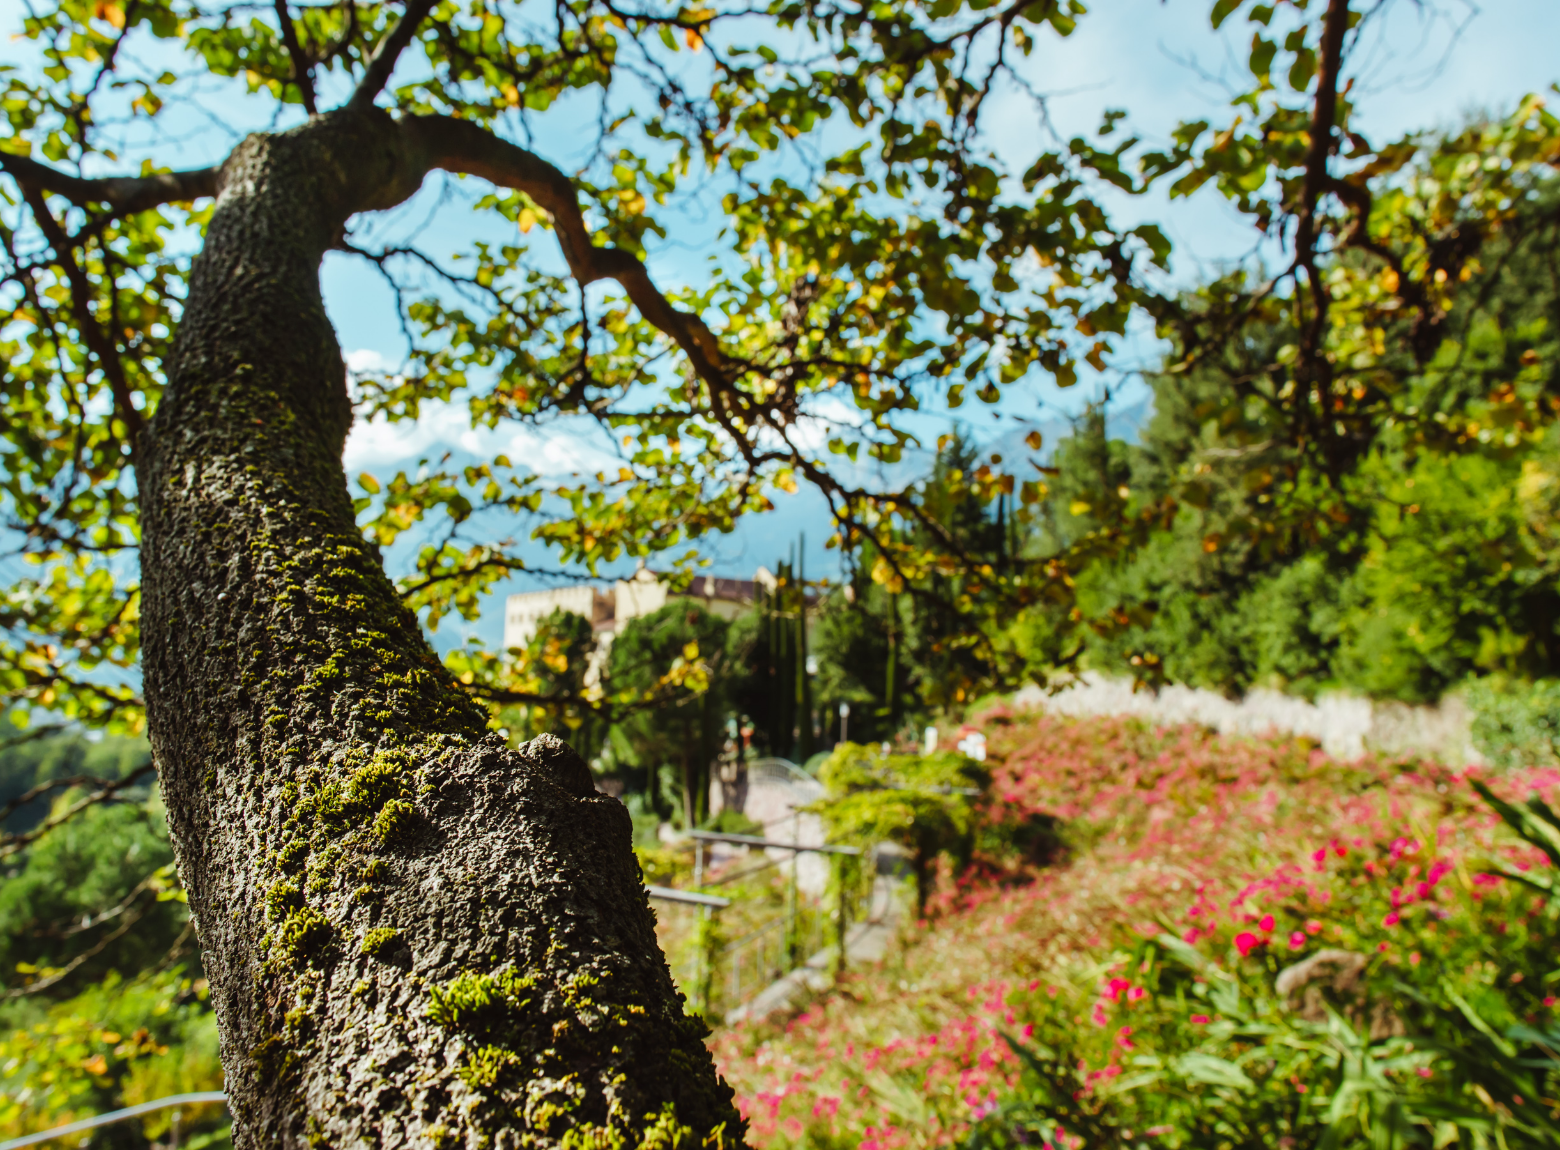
[869,556,904,593]
[95,2,125,28]
[682,641,700,661]
[518,208,537,234]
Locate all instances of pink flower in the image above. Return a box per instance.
[1021,1023,1035,1039]
[1288,932,1306,950]
[1258,914,1275,932]
[1382,911,1400,928]
[1416,1067,1433,1078]
[1544,997,1557,1008]
[1305,919,1323,935]
[1127,986,1147,1003]
[1190,1014,1210,1024]
[1409,952,1421,966]
[1235,932,1262,957]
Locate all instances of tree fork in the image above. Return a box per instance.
[137,107,742,1149]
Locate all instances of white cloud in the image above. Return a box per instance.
[341,358,625,478]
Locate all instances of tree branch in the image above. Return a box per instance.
[0,152,218,216]
[275,0,320,115]
[3,902,148,998]
[349,0,438,111]
[1292,0,1351,380]
[20,186,147,445]
[405,116,730,393]
[0,771,137,827]
[0,762,156,861]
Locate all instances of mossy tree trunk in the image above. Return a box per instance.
[138,108,742,1150]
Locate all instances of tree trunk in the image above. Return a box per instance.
[137,108,742,1149]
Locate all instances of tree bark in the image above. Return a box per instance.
[138,107,743,1149]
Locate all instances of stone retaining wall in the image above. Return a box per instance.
[1009,673,1481,765]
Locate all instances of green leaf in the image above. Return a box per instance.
[1211,0,1244,30]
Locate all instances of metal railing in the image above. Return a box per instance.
[653,836,879,1017]
[0,1092,228,1150]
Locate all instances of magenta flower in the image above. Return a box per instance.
[1288,931,1306,950]
[1258,914,1275,932]
[1235,931,1261,957]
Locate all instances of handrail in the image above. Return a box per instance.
[645,884,731,909]
[687,830,860,855]
[720,913,787,952]
[0,1092,228,1150]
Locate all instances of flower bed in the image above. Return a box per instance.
[712,709,1560,1149]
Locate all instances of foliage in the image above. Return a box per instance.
[491,607,607,761]
[812,743,986,914]
[1467,678,1560,770]
[805,434,1017,743]
[713,709,1560,1150]
[726,558,815,761]
[0,968,226,1148]
[0,791,188,1001]
[606,602,731,825]
[2,0,1552,742]
[1022,193,1560,702]
[0,727,151,834]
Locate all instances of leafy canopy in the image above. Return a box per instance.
[1,0,1556,734]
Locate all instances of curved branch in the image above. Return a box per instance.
[349,0,438,111]
[0,153,218,216]
[404,116,730,391]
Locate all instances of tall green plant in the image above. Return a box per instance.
[812,744,985,915]
[606,602,730,825]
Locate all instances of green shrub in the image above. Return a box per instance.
[1467,677,1560,768]
[811,743,986,914]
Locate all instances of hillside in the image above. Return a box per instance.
[712,708,1560,1149]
